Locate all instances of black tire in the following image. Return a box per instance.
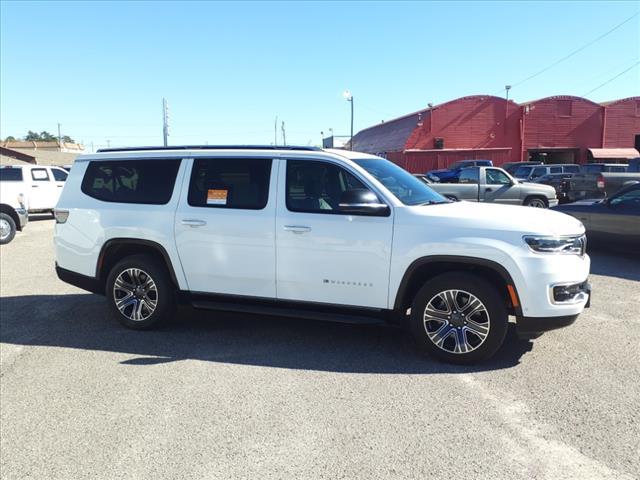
[105,254,176,330]
[0,213,17,245]
[524,196,548,208]
[408,272,508,364]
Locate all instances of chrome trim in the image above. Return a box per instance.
[548,281,590,305]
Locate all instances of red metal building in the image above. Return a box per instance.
[351,95,640,172]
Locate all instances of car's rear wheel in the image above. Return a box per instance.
[408,272,508,364]
[524,196,548,208]
[0,213,17,245]
[106,254,176,329]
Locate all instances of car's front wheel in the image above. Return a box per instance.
[105,254,176,329]
[524,196,548,208]
[408,272,508,364]
[0,213,17,245]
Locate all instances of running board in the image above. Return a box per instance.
[191,300,388,325]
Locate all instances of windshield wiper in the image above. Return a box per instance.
[418,200,450,206]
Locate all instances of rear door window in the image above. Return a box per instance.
[82,159,181,204]
[532,167,547,178]
[549,166,562,174]
[188,158,272,210]
[51,168,68,182]
[458,169,479,184]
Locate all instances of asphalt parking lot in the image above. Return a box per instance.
[1,218,639,480]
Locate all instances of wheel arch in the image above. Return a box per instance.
[0,204,22,231]
[393,255,523,319]
[97,238,180,289]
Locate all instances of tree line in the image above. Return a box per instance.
[4,131,76,143]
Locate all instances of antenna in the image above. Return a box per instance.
[281,121,286,146]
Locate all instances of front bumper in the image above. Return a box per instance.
[16,208,28,229]
[516,314,579,338]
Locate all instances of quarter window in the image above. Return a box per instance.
[31,168,50,181]
[188,158,272,210]
[81,159,181,204]
[286,160,374,214]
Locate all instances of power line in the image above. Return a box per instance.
[582,60,640,96]
[497,12,639,94]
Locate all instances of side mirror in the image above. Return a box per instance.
[339,189,390,216]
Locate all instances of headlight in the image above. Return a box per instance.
[524,235,586,256]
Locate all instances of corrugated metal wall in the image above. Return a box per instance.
[353,95,640,172]
[603,97,640,148]
[521,96,603,164]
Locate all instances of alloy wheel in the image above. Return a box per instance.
[0,218,11,241]
[423,289,490,354]
[113,268,158,321]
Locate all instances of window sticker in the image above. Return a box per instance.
[207,189,228,205]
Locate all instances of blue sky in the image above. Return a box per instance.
[1,1,638,150]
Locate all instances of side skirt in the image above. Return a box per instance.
[187,292,394,326]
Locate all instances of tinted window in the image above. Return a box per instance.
[354,158,448,205]
[0,168,23,181]
[31,168,50,181]
[563,164,580,173]
[486,169,511,185]
[459,169,479,184]
[514,166,533,177]
[286,160,373,214]
[549,166,562,174]
[609,187,640,208]
[611,165,627,172]
[51,168,68,182]
[188,158,271,210]
[532,167,547,178]
[82,159,181,204]
[583,165,603,174]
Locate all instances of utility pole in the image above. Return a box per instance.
[57,123,62,146]
[274,116,278,146]
[162,98,169,147]
[281,121,286,146]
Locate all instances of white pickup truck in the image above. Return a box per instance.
[0,165,69,214]
[0,169,29,244]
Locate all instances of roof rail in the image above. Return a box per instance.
[96,145,322,153]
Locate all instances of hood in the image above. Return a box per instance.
[412,201,585,237]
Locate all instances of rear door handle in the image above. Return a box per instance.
[283,225,312,233]
[181,219,207,227]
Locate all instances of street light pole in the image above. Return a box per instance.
[343,90,354,150]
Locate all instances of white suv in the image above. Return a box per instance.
[54,146,591,364]
[0,164,69,214]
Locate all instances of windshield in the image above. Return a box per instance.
[353,158,448,205]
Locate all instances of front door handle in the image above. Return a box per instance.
[485,187,493,192]
[283,225,312,233]
[181,219,207,227]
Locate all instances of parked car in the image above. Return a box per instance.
[0,165,68,214]
[580,163,628,174]
[566,164,640,202]
[502,161,542,176]
[532,173,575,203]
[54,146,590,364]
[427,166,557,207]
[552,183,640,253]
[0,179,28,245]
[513,164,581,182]
[427,159,493,183]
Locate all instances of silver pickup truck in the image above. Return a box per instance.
[417,166,558,208]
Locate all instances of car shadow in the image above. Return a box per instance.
[589,249,640,281]
[0,294,534,374]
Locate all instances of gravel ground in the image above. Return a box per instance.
[1,218,638,480]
